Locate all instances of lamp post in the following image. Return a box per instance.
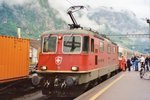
[146,19,150,38]
[17,27,21,38]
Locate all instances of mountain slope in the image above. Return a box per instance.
[87,7,148,35]
[0,0,66,38]
[0,1,149,53]
[85,7,149,53]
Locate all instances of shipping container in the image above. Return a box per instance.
[0,35,29,83]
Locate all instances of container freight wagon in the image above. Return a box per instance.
[0,35,29,83]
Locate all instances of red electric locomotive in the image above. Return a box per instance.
[37,6,119,97]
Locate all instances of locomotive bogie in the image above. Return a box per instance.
[41,75,88,97]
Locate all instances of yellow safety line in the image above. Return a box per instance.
[89,74,125,100]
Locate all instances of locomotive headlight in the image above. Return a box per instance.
[58,36,62,40]
[41,66,47,71]
[71,66,79,71]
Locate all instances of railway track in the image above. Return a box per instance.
[0,86,40,100]
[0,71,119,100]
[14,90,74,100]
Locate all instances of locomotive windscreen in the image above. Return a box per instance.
[63,35,81,53]
[43,36,57,52]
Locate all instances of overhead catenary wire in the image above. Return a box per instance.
[66,0,74,6]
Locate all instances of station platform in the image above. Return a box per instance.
[75,71,150,100]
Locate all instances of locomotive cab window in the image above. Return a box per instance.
[82,36,89,53]
[43,36,57,53]
[63,35,81,53]
[91,39,94,52]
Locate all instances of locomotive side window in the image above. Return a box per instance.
[107,44,111,54]
[82,36,89,52]
[43,36,57,52]
[91,39,94,52]
[113,46,116,53]
[63,35,81,53]
[100,42,104,52]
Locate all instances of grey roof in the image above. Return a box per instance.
[41,29,97,35]
[41,29,117,45]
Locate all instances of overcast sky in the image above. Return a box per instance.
[0,0,149,18]
[52,0,150,18]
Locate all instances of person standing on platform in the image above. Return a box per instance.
[134,56,138,71]
[131,55,135,70]
[148,55,150,67]
[145,56,149,71]
[137,56,141,71]
[140,55,145,70]
[127,58,132,71]
[121,55,126,71]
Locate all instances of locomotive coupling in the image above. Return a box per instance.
[30,73,41,86]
